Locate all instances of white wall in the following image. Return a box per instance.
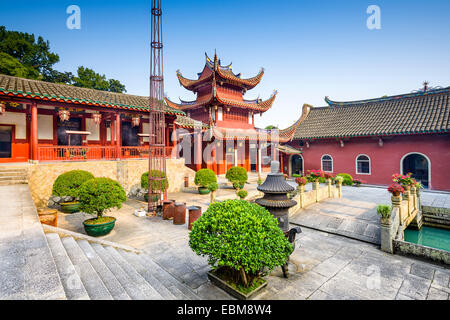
[86,118,100,141]
[142,122,149,142]
[0,112,26,139]
[38,114,53,140]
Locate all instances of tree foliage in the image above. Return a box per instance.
[194,169,217,188]
[52,170,95,198]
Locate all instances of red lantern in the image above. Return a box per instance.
[58,109,70,122]
[132,116,140,127]
[0,102,5,116]
[92,113,102,126]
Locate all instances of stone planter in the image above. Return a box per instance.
[37,208,58,227]
[83,217,116,237]
[198,187,210,195]
[380,217,391,226]
[60,201,81,214]
[207,269,267,300]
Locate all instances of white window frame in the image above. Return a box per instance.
[356,154,371,175]
[321,154,333,173]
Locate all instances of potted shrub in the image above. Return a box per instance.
[52,170,95,213]
[78,178,127,237]
[237,189,248,200]
[189,200,292,300]
[194,169,217,195]
[377,204,392,225]
[226,166,248,189]
[335,173,353,186]
[387,183,405,197]
[141,170,168,202]
[208,182,219,203]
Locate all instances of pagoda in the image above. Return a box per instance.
[165,53,279,174]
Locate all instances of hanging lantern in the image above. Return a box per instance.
[0,102,5,116]
[92,113,102,126]
[131,116,140,127]
[58,109,70,122]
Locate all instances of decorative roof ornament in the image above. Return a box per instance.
[92,113,102,126]
[412,81,443,93]
[58,109,70,122]
[131,115,140,127]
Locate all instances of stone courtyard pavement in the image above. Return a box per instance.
[56,199,450,300]
[290,185,450,245]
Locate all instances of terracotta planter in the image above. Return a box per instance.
[188,206,202,230]
[83,217,116,237]
[60,201,81,214]
[173,202,186,225]
[38,208,58,227]
[207,269,267,300]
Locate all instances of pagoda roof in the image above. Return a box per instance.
[211,126,284,142]
[164,90,277,113]
[0,74,184,115]
[174,115,209,129]
[283,86,450,141]
[176,53,264,91]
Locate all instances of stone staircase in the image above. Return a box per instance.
[0,167,28,186]
[0,184,199,300]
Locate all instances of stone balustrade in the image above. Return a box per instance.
[288,180,342,214]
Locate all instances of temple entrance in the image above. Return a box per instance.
[121,121,139,146]
[58,118,82,146]
[0,126,12,158]
[291,155,303,176]
[402,153,430,188]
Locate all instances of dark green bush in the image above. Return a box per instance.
[189,200,292,288]
[52,170,95,198]
[78,178,126,219]
[194,169,217,188]
[207,182,219,192]
[141,170,169,192]
[226,166,248,188]
[336,173,353,186]
[237,189,248,199]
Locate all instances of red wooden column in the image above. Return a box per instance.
[110,116,115,146]
[115,113,121,159]
[31,102,38,161]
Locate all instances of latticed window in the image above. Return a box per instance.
[356,155,371,174]
[321,155,333,172]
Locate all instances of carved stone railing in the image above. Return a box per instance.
[288,180,342,214]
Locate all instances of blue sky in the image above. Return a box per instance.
[1,0,449,128]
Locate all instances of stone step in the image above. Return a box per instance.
[104,246,163,300]
[0,172,27,178]
[138,253,199,300]
[0,180,28,186]
[45,233,89,300]
[76,240,131,300]
[118,250,177,300]
[90,243,147,300]
[61,236,113,300]
[0,169,27,174]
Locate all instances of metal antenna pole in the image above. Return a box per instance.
[148,0,167,214]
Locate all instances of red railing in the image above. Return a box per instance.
[38,146,175,161]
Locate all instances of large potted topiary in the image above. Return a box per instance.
[189,200,292,300]
[52,170,95,213]
[225,166,248,189]
[78,178,127,237]
[194,169,217,195]
[141,170,168,202]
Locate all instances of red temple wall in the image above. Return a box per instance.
[284,134,450,191]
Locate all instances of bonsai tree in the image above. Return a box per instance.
[208,182,219,203]
[141,170,168,202]
[189,200,292,291]
[376,204,392,224]
[52,170,95,199]
[335,173,353,186]
[194,169,217,194]
[226,166,248,189]
[78,178,127,223]
[237,189,248,200]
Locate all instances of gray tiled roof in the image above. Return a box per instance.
[293,87,450,140]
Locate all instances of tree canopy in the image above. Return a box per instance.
[0,26,126,93]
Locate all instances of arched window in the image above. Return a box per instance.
[356,155,371,174]
[321,155,333,172]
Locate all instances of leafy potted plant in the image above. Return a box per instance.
[387,183,405,197]
[141,170,168,202]
[208,182,219,203]
[335,173,353,186]
[52,170,95,213]
[307,169,324,183]
[78,177,127,237]
[376,204,392,225]
[295,176,308,186]
[334,176,344,186]
[194,169,217,195]
[226,166,248,190]
[189,200,292,300]
[392,173,415,190]
[237,189,248,200]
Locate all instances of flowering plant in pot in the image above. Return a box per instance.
[324,172,334,180]
[295,176,308,186]
[392,173,415,190]
[387,183,405,197]
[307,169,324,182]
[78,178,126,237]
[353,179,365,187]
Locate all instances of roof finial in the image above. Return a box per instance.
[423,81,429,92]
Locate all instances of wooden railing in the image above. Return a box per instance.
[38,146,175,161]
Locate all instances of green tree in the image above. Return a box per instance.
[0,52,39,79]
[73,66,126,93]
[265,125,278,130]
